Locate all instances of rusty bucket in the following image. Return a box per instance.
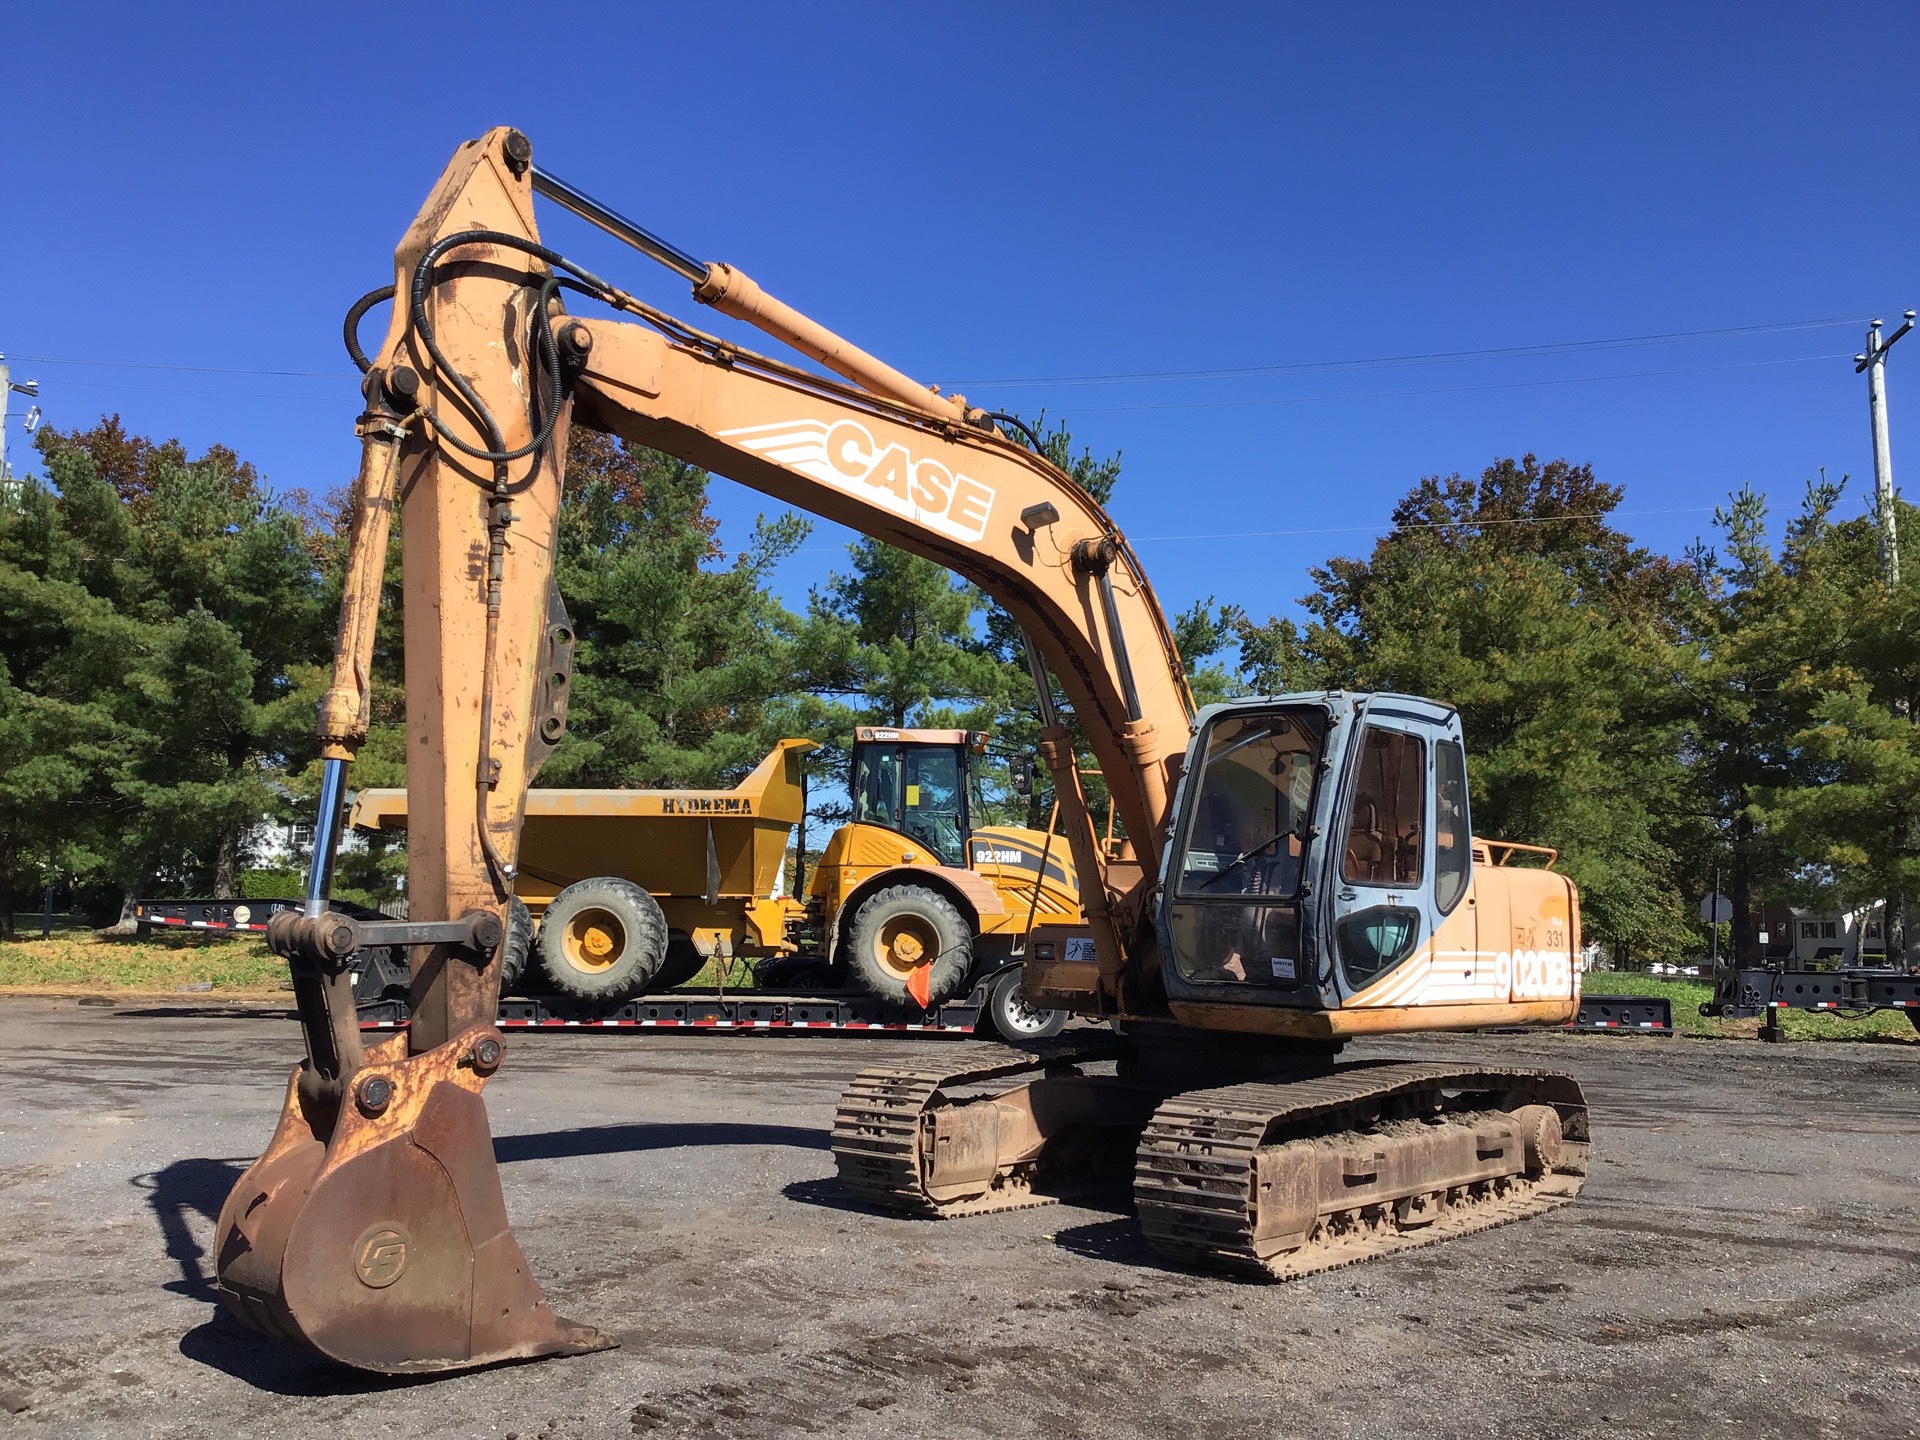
[214,1024,615,1373]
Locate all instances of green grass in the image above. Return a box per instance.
[1583,968,1916,1042]
[0,931,755,997]
[0,930,285,994]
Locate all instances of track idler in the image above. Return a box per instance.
[214,1024,614,1373]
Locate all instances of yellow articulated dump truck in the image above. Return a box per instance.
[347,730,1084,1040]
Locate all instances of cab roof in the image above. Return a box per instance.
[853,727,982,746]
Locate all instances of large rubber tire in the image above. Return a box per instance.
[844,885,972,1008]
[980,967,1066,1042]
[499,898,533,995]
[537,877,669,1001]
[652,932,707,990]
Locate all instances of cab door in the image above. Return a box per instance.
[1429,731,1500,1004]
[1326,709,1444,1005]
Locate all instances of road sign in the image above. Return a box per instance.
[1699,893,1732,923]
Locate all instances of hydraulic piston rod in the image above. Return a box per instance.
[531,166,710,285]
[530,164,968,422]
[305,757,349,919]
[1072,538,1144,724]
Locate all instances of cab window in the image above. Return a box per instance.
[1175,713,1322,899]
[852,743,968,866]
[1434,739,1470,913]
[1341,728,1424,887]
[902,747,966,865]
[1165,710,1325,988]
[855,745,903,828]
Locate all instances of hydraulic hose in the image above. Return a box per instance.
[343,285,395,375]
[342,234,615,907]
[407,229,616,477]
[987,412,1043,452]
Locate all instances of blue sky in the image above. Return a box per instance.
[4,3,1917,637]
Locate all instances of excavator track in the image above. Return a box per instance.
[1134,1061,1588,1281]
[832,1037,1129,1217]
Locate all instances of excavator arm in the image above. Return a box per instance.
[216,126,1195,1372]
[342,129,1196,1009]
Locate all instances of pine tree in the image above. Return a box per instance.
[1670,479,1860,964]
[1754,493,1920,963]
[7,418,332,918]
[806,539,1015,729]
[0,472,135,934]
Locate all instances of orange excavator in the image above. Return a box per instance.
[215,128,1589,1373]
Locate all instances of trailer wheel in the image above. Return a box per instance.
[537,877,669,1001]
[845,885,971,1008]
[499,898,533,995]
[981,968,1066,1042]
[653,932,707,990]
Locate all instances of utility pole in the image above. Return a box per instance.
[1857,313,1920,973]
[0,353,43,503]
[1856,311,1916,587]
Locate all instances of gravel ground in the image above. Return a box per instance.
[2,996,1918,1439]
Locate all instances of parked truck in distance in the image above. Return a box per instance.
[346,730,1084,1040]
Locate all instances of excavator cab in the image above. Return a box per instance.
[1160,692,1469,1009]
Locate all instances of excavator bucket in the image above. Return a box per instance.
[214,1025,614,1373]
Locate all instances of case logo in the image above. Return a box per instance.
[720,418,996,543]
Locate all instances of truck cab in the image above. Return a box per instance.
[847,727,978,867]
[830,727,1080,913]
[805,726,1083,1012]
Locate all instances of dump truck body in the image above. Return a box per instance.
[349,733,1084,1026]
[350,738,813,961]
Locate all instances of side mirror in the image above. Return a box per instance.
[1012,758,1035,797]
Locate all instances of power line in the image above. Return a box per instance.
[25,350,1856,411]
[947,316,1865,390]
[16,380,352,402]
[1047,353,1854,415]
[1129,505,1719,543]
[758,505,1725,559]
[12,313,1865,395]
[10,354,357,379]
